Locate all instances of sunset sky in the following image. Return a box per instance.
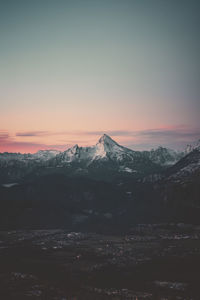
[0,0,199,153]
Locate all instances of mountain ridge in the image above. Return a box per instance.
[0,134,198,183]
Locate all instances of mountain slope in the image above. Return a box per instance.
[165,148,200,182]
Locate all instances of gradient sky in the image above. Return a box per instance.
[0,0,199,152]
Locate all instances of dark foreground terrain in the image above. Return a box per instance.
[1,224,200,300]
[0,142,200,299]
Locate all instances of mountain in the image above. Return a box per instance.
[146,146,200,223]
[50,134,182,167]
[0,136,200,229]
[52,134,148,165]
[0,149,60,162]
[41,134,163,180]
[165,146,200,183]
[0,149,61,183]
[143,146,184,166]
[185,139,200,154]
[32,150,61,160]
[0,134,192,183]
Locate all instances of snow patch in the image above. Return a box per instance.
[2,183,18,188]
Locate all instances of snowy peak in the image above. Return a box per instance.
[68,144,79,154]
[94,134,128,160]
[33,150,60,160]
[58,144,80,163]
[98,134,118,146]
[147,146,184,166]
[185,139,200,153]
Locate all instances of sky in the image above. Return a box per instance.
[0,0,199,152]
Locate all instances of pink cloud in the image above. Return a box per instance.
[0,125,199,153]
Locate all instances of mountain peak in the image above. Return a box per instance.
[71,144,79,149]
[67,144,79,154]
[98,134,117,146]
[185,139,200,154]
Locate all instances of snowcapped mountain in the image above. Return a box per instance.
[0,149,60,183]
[0,134,194,182]
[185,139,200,154]
[32,150,60,161]
[0,152,32,161]
[47,134,167,180]
[53,134,141,165]
[166,146,200,182]
[0,134,185,166]
[0,149,60,162]
[143,146,184,166]
[94,134,134,160]
[162,139,200,182]
[153,144,200,216]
